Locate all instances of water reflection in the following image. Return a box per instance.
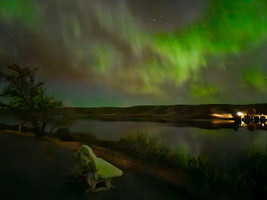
[163,119,267,132]
[69,119,267,159]
[234,114,267,131]
[1,116,267,158]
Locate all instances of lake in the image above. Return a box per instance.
[70,119,267,159]
[1,116,267,160]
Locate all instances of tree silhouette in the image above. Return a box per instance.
[0,64,62,137]
[246,107,256,116]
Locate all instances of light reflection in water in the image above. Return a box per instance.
[70,119,267,158]
[1,116,267,160]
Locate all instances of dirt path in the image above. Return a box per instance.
[0,131,189,200]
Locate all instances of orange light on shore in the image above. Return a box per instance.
[211,113,233,118]
[237,112,243,117]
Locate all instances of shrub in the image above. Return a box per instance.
[54,128,73,141]
[227,150,267,195]
[119,131,169,164]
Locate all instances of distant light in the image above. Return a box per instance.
[237,112,243,116]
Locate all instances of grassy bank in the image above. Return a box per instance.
[117,132,267,199]
[1,122,266,199]
[51,128,267,199]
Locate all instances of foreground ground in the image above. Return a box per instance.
[0,131,189,200]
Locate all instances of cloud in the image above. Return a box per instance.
[0,0,266,106]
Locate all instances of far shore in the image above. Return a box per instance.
[2,103,267,123]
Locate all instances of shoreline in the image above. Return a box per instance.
[0,127,266,200]
[0,129,184,187]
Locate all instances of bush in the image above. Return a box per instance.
[54,128,73,141]
[72,132,97,145]
[119,131,170,164]
[0,123,9,130]
[178,149,267,198]
[118,132,267,197]
[52,129,98,146]
[227,150,267,195]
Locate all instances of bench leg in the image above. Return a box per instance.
[86,178,113,192]
[86,174,97,193]
[105,179,112,190]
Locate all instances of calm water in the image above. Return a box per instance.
[70,119,267,157]
[1,116,267,158]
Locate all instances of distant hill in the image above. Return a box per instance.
[2,103,267,123]
[65,103,267,123]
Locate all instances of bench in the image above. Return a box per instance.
[76,145,123,192]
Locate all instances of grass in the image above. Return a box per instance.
[52,129,267,197]
[118,132,169,164]
[115,131,267,199]
[3,123,266,199]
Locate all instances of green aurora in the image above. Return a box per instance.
[0,0,266,106]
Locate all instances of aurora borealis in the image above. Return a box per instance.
[0,0,266,107]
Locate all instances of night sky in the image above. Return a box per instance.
[0,0,266,107]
